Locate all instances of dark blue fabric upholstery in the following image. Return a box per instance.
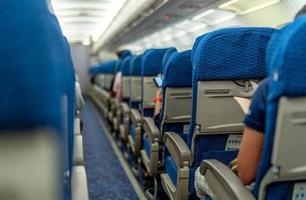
[253,15,306,199]
[0,1,76,199]
[121,56,133,76]
[0,0,63,131]
[165,156,178,186]
[141,48,169,76]
[96,60,120,74]
[192,27,275,81]
[163,50,193,87]
[162,47,178,73]
[89,65,101,75]
[130,55,143,76]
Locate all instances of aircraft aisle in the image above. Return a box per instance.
[80,98,140,200]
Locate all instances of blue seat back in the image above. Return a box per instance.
[121,56,134,101]
[141,48,169,117]
[0,0,74,199]
[253,15,306,199]
[188,27,275,198]
[129,55,143,109]
[160,50,193,141]
[97,60,118,90]
[162,47,177,74]
[161,50,193,185]
[0,0,62,131]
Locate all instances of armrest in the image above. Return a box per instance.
[200,159,255,200]
[142,117,160,142]
[121,102,130,115]
[164,132,191,168]
[114,99,121,109]
[72,166,89,200]
[130,109,142,125]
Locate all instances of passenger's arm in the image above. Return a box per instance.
[237,126,264,185]
[153,88,163,118]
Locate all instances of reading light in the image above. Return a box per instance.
[219,0,280,15]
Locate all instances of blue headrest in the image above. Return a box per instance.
[0,0,66,131]
[191,34,206,63]
[163,50,193,87]
[97,60,118,74]
[89,65,101,75]
[268,16,306,97]
[192,27,275,81]
[121,56,133,76]
[130,55,142,76]
[142,48,169,76]
[162,47,178,72]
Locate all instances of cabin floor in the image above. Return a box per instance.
[81,98,140,200]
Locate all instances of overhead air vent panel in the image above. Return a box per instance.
[110,0,224,50]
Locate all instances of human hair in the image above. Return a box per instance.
[295,4,306,19]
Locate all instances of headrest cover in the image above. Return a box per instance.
[121,56,133,76]
[130,55,142,76]
[142,48,169,76]
[268,15,306,97]
[0,0,64,131]
[162,47,178,72]
[163,50,193,87]
[193,27,275,81]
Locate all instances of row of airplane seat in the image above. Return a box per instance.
[88,14,306,200]
[0,1,88,200]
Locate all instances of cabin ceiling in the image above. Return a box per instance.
[50,0,127,44]
[100,0,226,52]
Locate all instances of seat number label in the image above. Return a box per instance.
[183,125,190,134]
[225,135,241,151]
[292,182,306,200]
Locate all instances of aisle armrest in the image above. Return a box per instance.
[143,117,160,142]
[162,132,191,200]
[130,109,142,125]
[73,135,84,166]
[200,159,255,200]
[72,166,89,200]
[164,132,191,168]
[121,102,130,115]
[74,117,81,135]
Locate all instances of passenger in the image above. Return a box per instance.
[112,70,122,100]
[195,6,306,199]
[153,86,162,124]
[112,50,131,100]
[237,4,306,186]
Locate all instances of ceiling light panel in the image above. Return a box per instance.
[51,0,127,43]
[219,0,280,15]
[193,9,237,25]
[174,20,207,32]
